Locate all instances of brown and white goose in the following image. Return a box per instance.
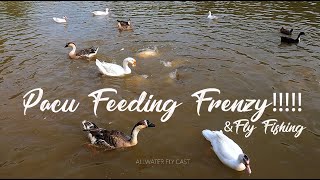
[64,42,99,59]
[117,19,133,31]
[280,27,293,35]
[82,120,155,149]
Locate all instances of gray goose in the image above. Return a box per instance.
[64,42,99,59]
[117,19,133,31]
[82,120,155,149]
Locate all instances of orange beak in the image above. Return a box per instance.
[246,165,252,175]
[132,60,136,67]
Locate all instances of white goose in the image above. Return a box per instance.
[95,57,136,77]
[202,130,252,175]
[53,16,68,23]
[92,8,109,16]
[207,11,218,20]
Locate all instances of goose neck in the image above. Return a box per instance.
[296,34,302,42]
[130,126,142,145]
[123,59,132,74]
[70,44,76,52]
[68,44,77,58]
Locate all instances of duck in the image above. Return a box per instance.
[207,11,218,20]
[95,57,136,77]
[281,32,305,44]
[136,46,158,58]
[92,8,109,16]
[202,130,252,175]
[280,27,293,35]
[53,16,68,23]
[117,19,133,31]
[82,120,155,149]
[64,42,99,59]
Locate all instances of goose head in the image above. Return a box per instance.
[82,120,99,131]
[64,42,75,48]
[63,16,68,20]
[299,32,305,36]
[129,120,155,146]
[124,57,136,67]
[136,120,155,129]
[241,154,252,175]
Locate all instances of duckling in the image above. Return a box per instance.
[82,120,155,149]
[281,32,305,44]
[280,27,293,35]
[64,42,99,59]
[117,19,133,31]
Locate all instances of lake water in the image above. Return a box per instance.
[0,1,319,178]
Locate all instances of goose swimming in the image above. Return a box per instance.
[207,11,218,20]
[202,130,252,175]
[53,16,68,23]
[95,57,136,77]
[92,8,109,16]
[82,120,155,149]
[64,42,99,59]
[117,19,133,31]
[281,32,305,44]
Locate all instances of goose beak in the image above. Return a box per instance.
[132,60,136,67]
[148,122,155,128]
[246,165,252,175]
[64,44,68,48]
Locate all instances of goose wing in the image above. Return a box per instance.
[212,131,243,161]
[97,130,131,148]
[203,130,243,162]
[86,128,116,149]
[96,59,125,76]
[53,17,65,23]
[76,47,98,57]
[281,36,295,43]
[110,130,131,141]
[117,20,129,26]
[92,11,105,15]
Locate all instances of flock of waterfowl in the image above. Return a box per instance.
[51,8,307,176]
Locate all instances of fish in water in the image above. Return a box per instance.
[169,69,179,80]
[160,60,172,67]
[137,46,158,58]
